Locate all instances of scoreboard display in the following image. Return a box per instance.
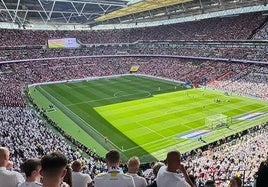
[47,38,79,48]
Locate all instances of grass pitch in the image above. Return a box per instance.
[29,75,268,162]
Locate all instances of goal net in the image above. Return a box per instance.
[205,114,228,129]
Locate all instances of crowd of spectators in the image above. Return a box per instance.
[185,125,268,186]
[0,12,265,46]
[0,104,267,186]
[1,44,268,62]
[0,106,106,178]
[1,10,268,187]
[253,21,268,40]
[208,64,268,99]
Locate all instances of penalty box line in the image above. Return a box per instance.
[38,87,123,151]
[122,123,210,153]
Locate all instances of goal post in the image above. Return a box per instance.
[205,114,228,129]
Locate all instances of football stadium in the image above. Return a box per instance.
[0,0,268,186]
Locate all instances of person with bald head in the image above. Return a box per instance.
[156,150,195,187]
[0,147,25,187]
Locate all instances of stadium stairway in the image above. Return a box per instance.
[248,16,268,39]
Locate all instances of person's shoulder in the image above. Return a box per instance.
[177,177,191,187]
[95,172,108,179]
[9,170,24,178]
[19,181,42,187]
[78,172,91,177]
[157,166,166,175]
[120,173,133,179]
[134,174,147,181]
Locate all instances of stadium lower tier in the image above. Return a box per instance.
[0,56,267,107]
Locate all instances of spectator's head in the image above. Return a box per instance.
[63,165,72,187]
[105,150,120,168]
[20,158,41,181]
[166,150,181,172]
[71,159,84,172]
[204,180,216,187]
[0,147,10,167]
[127,156,140,173]
[229,176,242,187]
[41,152,68,186]
[189,174,197,186]
[152,162,164,176]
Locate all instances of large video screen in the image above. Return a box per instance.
[48,38,79,48]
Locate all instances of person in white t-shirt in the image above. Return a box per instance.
[94,150,135,187]
[71,159,92,187]
[0,147,25,187]
[156,150,195,187]
[19,158,42,187]
[126,156,147,187]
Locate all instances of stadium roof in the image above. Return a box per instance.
[95,0,192,22]
[0,0,129,26]
[0,0,268,30]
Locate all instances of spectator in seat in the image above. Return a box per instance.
[126,156,147,187]
[71,159,92,187]
[156,150,195,187]
[19,158,42,187]
[0,147,25,187]
[94,150,135,187]
[146,162,164,187]
[40,152,68,187]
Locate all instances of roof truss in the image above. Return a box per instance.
[0,0,128,26]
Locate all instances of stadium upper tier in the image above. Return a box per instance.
[0,12,265,46]
[1,45,268,62]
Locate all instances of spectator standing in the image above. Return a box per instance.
[94,150,135,187]
[41,152,68,187]
[19,158,42,187]
[156,150,194,187]
[126,156,147,187]
[71,159,92,187]
[0,147,25,187]
[146,162,164,187]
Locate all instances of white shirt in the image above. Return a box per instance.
[126,173,147,187]
[94,167,135,187]
[19,181,42,187]
[72,171,92,187]
[156,166,190,187]
[0,167,25,187]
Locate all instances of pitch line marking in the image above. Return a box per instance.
[113,90,151,98]
[122,123,210,152]
[38,87,123,151]
[66,90,152,106]
[136,122,165,138]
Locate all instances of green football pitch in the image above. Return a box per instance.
[29,75,268,162]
